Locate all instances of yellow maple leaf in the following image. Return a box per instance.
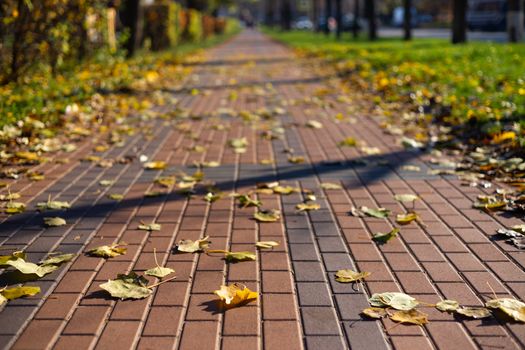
[214,283,258,307]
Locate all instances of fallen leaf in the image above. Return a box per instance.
[5,202,25,214]
[485,298,525,322]
[273,185,298,195]
[372,228,399,244]
[339,137,357,147]
[44,217,66,227]
[306,120,323,129]
[237,194,261,208]
[176,236,210,253]
[401,137,425,149]
[225,251,256,262]
[455,307,492,319]
[0,252,73,278]
[436,300,460,312]
[138,222,161,231]
[144,161,167,170]
[36,198,71,211]
[87,244,127,258]
[1,286,41,301]
[40,254,75,266]
[100,272,152,300]
[204,192,222,203]
[288,156,305,164]
[361,307,388,319]
[99,180,115,187]
[401,165,421,172]
[145,266,175,278]
[360,146,381,155]
[369,292,419,311]
[0,192,21,201]
[255,241,280,249]
[335,269,371,283]
[362,206,391,218]
[229,137,248,153]
[394,194,419,202]
[396,212,419,225]
[389,309,429,325]
[107,193,124,201]
[321,182,342,190]
[296,202,320,211]
[214,283,258,306]
[254,209,281,222]
[155,176,176,187]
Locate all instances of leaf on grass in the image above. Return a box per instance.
[369,292,419,311]
[372,228,399,244]
[394,194,419,202]
[255,241,280,249]
[176,236,210,253]
[44,217,66,227]
[321,182,342,190]
[214,283,258,306]
[87,244,127,258]
[389,309,429,326]
[436,300,460,312]
[485,298,525,322]
[138,222,161,231]
[254,209,281,222]
[335,269,371,283]
[5,202,25,214]
[296,202,320,211]
[145,266,175,279]
[144,161,167,170]
[455,307,492,319]
[362,307,388,319]
[396,212,419,225]
[1,286,41,301]
[306,120,323,129]
[100,272,152,300]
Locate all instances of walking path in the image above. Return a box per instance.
[1,30,524,350]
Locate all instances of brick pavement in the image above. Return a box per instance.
[0,30,524,349]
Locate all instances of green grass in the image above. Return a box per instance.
[0,28,240,129]
[264,29,525,138]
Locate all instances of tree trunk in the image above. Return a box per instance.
[281,0,292,30]
[452,0,467,44]
[120,0,142,57]
[312,0,320,31]
[403,0,412,40]
[324,0,332,35]
[365,0,376,40]
[508,0,524,42]
[353,0,360,39]
[335,0,342,39]
[265,0,275,26]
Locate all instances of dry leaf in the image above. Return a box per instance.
[1,286,40,302]
[138,222,161,231]
[254,209,281,222]
[144,161,167,170]
[396,212,419,225]
[335,269,370,283]
[436,300,459,312]
[321,182,342,190]
[255,241,279,249]
[455,307,492,319]
[361,307,388,319]
[485,298,525,322]
[389,309,429,325]
[87,244,127,258]
[394,194,419,202]
[369,292,419,311]
[372,228,399,244]
[100,272,152,300]
[44,217,67,227]
[214,283,258,306]
[176,236,210,253]
[306,120,323,129]
[145,266,175,279]
[296,202,320,211]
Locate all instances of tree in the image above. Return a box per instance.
[403,0,412,40]
[312,0,320,31]
[324,0,332,35]
[508,0,524,42]
[452,0,467,44]
[281,0,292,30]
[120,0,142,57]
[353,0,360,39]
[365,0,377,40]
[335,0,342,39]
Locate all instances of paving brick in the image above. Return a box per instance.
[142,306,182,336]
[12,319,62,349]
[223,305,258,335]
[179,321,219,350]
[63,306,110,335]
[95,321,141,350]
[263,321,302,350]
[301,307,341,336]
